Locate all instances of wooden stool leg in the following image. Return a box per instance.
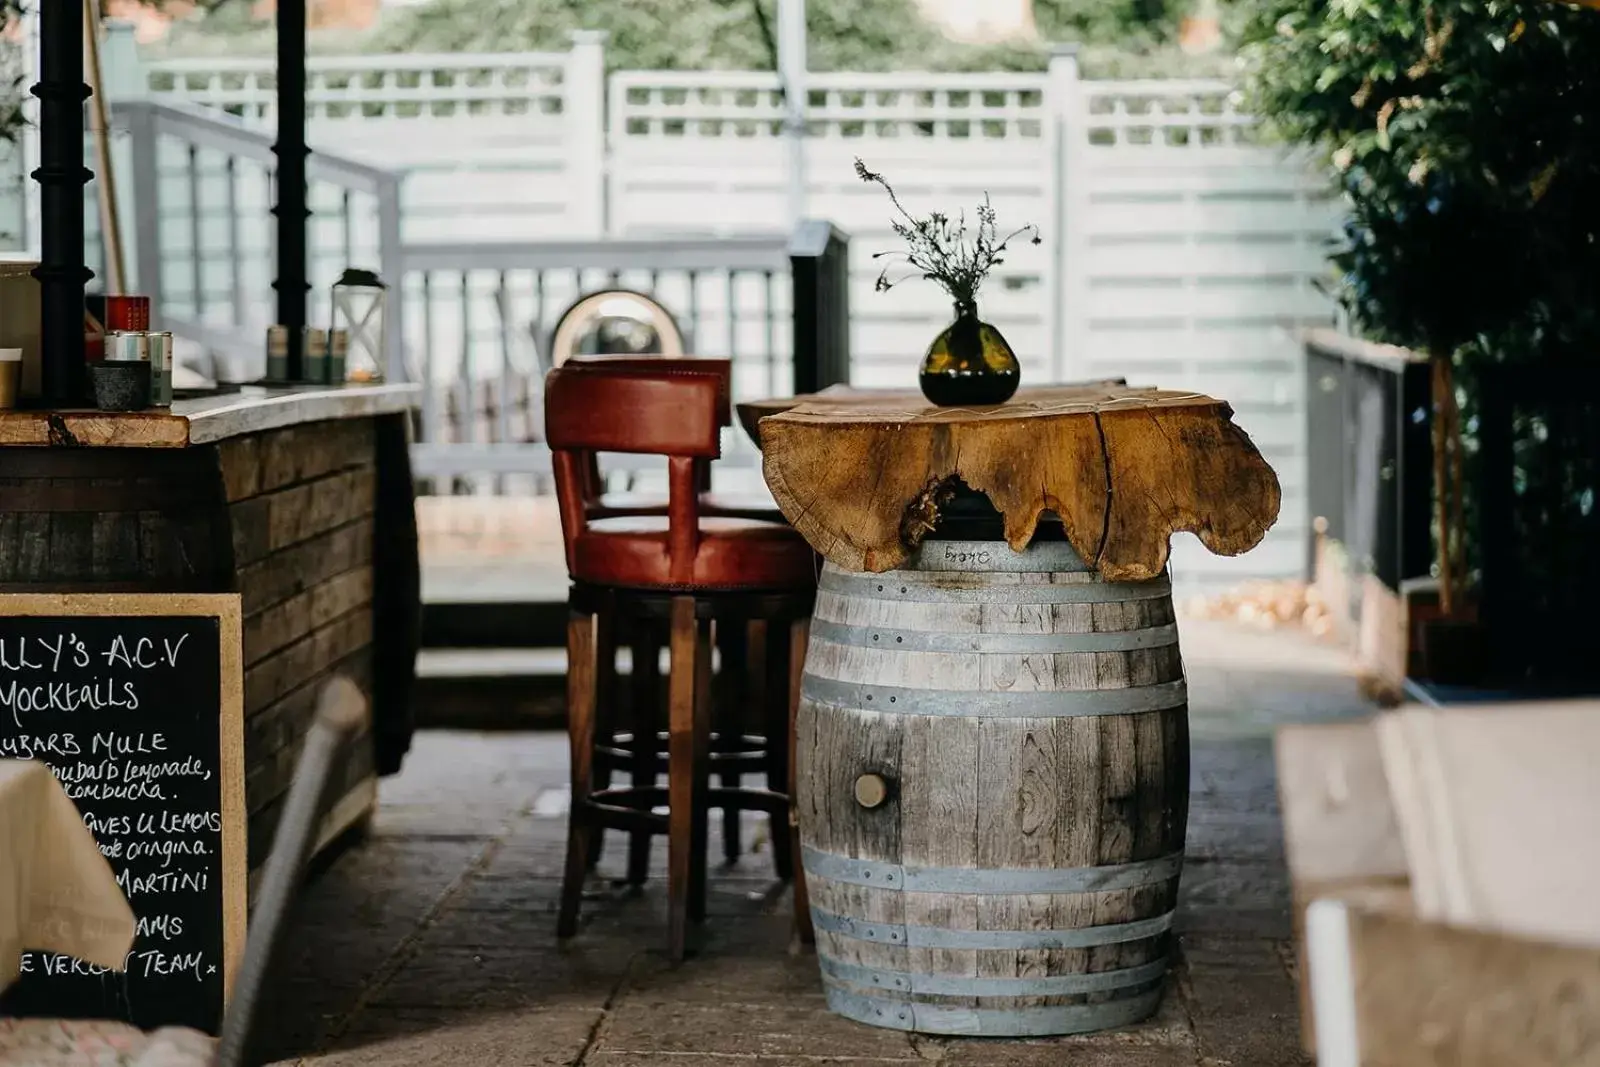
[666,597,710,962]
[788,617,814,947]
[558,607,599,941]
[715,621,748,865]
[689,617,714,922]
[627,621,661,888]
[587,606,619,871]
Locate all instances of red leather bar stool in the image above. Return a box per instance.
[561,355,788,870]
[547,362,815,962]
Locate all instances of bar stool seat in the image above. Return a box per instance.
[702,491,786,525]
[575,516,814,591]
[591,490,786,525]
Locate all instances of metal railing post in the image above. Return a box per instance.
[273,0,309,380]
[34,0,90,403]
[789,218,850,394]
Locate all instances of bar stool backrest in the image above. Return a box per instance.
[545,365,727,577]
[561,355,733,425]
[559,356,732,502]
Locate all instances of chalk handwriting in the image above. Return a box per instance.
[3,619,222,1010]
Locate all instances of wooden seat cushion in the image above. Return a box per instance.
[0,1019,213,1067]
[572,516,814,591]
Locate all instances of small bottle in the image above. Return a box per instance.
[266,325,289,382]
[329,328,348,385]
[147,331,174,407]
[303,327,328,385]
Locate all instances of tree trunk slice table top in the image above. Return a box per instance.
[741,384,1281,582]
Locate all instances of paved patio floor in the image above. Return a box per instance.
[262,619,1370,1067]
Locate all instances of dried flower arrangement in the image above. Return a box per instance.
[854,158,1042,308]
[854,158,1041,406]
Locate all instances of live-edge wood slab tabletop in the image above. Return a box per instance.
[740,383,1281,582]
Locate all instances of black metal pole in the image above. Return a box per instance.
[33,0,94,405]
[272,0,309,381]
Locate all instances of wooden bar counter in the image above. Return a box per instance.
[0,383,422,881]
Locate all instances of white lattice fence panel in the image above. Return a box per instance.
[608,70,1055,386]
[1082,79,1257,147]
[1068,79,1339,591]
[146,50,601,241]
[146,53,570,122]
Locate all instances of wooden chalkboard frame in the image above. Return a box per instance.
[0,592,247,1005]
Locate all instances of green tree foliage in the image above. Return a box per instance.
[364,0,1224,75]
[1239,0,1600,612]
[1032,0,1180,54]
[1240,0,1600,354]
[369,0,999,70]
[0,1,235,141]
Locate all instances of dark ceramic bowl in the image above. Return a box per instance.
[90,359,152,411]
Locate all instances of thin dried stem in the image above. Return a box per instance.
[856,157,1041,308]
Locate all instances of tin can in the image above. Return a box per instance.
[105,330,149,364]
[266,325,289,382]
[104,296,151,332]
[303,327,328,385]
[146,331,173,407]
[328,328,348,385]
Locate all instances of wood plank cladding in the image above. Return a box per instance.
[243,608,373,716]
[0,448,232,589]
[236,518,373,618]
[248,654,374,770]
[229,466,377,567]
[217,418,375,503]
[243,568,373,669]
[220,421,380,846]
[0,412,409,887]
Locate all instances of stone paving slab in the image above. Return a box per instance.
[263,619,1366,1067]
[317,1008,604,1067]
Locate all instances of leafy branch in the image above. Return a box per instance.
[0,1,240,145]
[855,157,1040,308]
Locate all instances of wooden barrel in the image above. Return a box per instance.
[796,535,1188,1036]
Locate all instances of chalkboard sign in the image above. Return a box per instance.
[0,594,245,1034]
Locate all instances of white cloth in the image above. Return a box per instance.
[1376,701,1600,947]
[1276,720,1408,889]
[0,1019,214,1067]
[0,761,135,993]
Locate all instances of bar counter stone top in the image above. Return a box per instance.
[0,382,420,448]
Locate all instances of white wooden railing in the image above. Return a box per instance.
[112,98,404,382]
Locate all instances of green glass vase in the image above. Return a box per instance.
[919,300,1021,406]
